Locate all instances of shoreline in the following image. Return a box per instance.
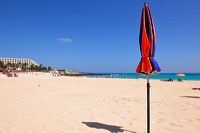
[1,72,200,81]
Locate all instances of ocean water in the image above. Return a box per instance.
[94,73,200,81]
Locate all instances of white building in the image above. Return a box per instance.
[0,58,39,67]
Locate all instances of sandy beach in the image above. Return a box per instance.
[0,74,199,133]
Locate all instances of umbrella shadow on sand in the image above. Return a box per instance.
[192,88,200,90]
[179,88,200,99]
[82,122,136,133]
[180,96,200,99]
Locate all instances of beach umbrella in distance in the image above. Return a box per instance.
[176,73,185,77]
[176,73,185,81]
[136,3,161,133]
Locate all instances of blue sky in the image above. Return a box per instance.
[0,0,199,73]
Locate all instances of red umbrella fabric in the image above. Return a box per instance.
[136,3,161,75]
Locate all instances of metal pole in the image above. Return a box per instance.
[147,75,150,133]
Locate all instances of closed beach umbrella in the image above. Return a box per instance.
[136,3,161,133]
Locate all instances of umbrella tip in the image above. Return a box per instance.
[144,2,147,6]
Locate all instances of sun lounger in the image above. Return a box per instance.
[161,78,173,82]
[177,78,182,82]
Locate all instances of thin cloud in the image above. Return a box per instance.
[58,37,72,43]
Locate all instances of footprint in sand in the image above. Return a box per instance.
[178,124,183,127]
[182,108,187,112]
[132,117,138,121]
[156,119,165,123]
[115,100,119,104]
[121,97,132,102]
[129,122,133,126]
[159,119,165,122]
[158,111,165,114]
[196,118,200,121]
[186,118,193,122]
[134,100,139,103]
[169,122,177,126]
[127,110,132,113]
[171,112,176,115]
[111,110,119,115]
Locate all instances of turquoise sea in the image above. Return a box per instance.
[92,73,200,81]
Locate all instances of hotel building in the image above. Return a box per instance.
[0,58,39,67]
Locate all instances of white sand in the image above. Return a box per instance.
[0,74,199,133]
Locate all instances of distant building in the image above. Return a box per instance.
[0,57,39,67]
[58,70,65,75]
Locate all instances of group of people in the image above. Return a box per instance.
[1,70,18,77]
[161,78,183,82]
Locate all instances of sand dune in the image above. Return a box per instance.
[0,74,199,133]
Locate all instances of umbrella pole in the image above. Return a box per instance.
[147,75,150,133]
